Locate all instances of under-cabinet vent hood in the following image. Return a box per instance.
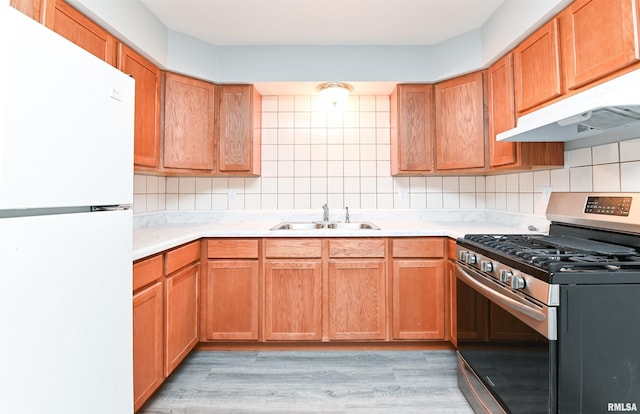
[497,68,640,143]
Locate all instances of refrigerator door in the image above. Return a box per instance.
[0,6,134,210]
[0,209,133,414]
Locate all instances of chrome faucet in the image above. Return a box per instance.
[322,204,329,223]
[345,206,350,223]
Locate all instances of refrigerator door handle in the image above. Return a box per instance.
[91,205,132,211]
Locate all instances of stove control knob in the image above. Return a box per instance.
[511,275,526,290]
[499,269,512,282]
[465,254,477,265]
[481,261,493,272]
[459,251,469,261]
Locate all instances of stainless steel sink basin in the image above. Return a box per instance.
[270,221,380,230]
[326,222,380,230]
[270,222,325,230]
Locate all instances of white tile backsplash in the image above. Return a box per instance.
[592,143,619,164]
[133,94,640,216]
[593,163,620,192]
[567,147,592,167]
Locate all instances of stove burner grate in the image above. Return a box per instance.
[464,234,640,272]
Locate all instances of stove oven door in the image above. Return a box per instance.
[456,261,557,414]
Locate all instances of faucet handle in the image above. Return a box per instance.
[345,206,350,223]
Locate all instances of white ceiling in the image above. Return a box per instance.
[139,0,505,47]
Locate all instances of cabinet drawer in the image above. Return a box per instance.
[329,238,386,258]
[133,254,163,291]
[265,238,322,258]
[164,240,200,275]
[392,238,444,258]
[207,239,259,259]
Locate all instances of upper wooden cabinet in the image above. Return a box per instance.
[487,53,564,170]
[43,0,117,66]
[218,85,262,175]
[513,19,562,113]
[488,54,517,168]
[10,0,45,21]
[118,45,161,170]
[162,72,216,172]
[390,84,435,175]
[435,71,486,172]
[560,0,640,90]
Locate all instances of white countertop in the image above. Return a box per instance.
[132,209,550,261]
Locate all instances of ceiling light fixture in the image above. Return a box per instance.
[316,82,353,107]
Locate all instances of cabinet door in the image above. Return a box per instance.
[118,44,161,170]
[489,303,541,341]
[328,260,386,340]
[165,262,199,376]
[456,278,489,340]
[204,260,259,340]
[133,281,164,412]
[10,0,44,21]
[560,0,640,90]
[513,19,562,112]
[435,71,486,171]
[43,0,117,66]
[392,260,445,339]
[488,53,518,167]
[390,84,434,174]
[163,72,216,171]
[218,85,261,175]
[264,260,323,341]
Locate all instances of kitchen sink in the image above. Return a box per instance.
[270,221,380,230]
[326,222,380,230]
[270,222,325,230]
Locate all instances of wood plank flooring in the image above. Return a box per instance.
[139,350,474,413]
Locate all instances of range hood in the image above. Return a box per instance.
[497,68,640,142]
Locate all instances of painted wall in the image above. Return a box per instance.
[68,0,570,83]
[133,94,640,216]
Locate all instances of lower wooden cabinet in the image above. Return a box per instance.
[489,303,541,341]
[264,260,323,340]
[163,241,200,376]
[132,255,164,412]
[456,276,489,340]
[392,260,444,339]
[133,281,164,411]
[203,239,260,340]
[327,238,387,340]
[391,238,446,340]
[204,260,259,340]
[164,262,199,376]
[329,259,387,340]
[133,241,200,411]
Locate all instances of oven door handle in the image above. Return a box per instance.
[457,264,547,322]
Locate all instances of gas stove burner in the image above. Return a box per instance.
[464,233,640,273]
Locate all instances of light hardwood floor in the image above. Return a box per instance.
[139,350,474,413]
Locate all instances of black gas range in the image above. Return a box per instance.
[455,193,640,414]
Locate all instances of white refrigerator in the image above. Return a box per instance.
[1,5,135,413]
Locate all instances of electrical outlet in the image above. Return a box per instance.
[228,188,237,201]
